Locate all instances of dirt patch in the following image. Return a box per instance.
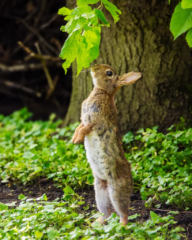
[0,179,192,239]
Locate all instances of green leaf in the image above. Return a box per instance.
[71,6,93,19]
[47,228,59,240]
[150,211,159,222]
[102,0,121,23]
[58,7,71,16]
[181,0,192,9]
[0,202,8,211]
[94,9,110,25]
[65,17,88,34]
[186,28,192,46]
[18,194,26,200]
[77,0,100,6]
[128,213,141,220]
[35,231,43,239]
[60,30,81,74]
[39,193,48,201]
[170,2,192,39]
[63,185,75,194]
[76,35,89,75]
[76,27,101,75]
[60,25,65,32]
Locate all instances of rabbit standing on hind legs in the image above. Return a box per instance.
[72,64,142,225]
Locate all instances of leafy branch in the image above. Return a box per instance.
[170,0,192,47]
[58,0,121,75]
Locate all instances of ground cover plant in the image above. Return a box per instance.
[123,125,192,210]
[0,193,186,239]
[0,109,191,238]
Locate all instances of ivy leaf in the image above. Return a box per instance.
[34,231,43,239]
[181,0,192,9]
[77,0,100,6]
[102,0,121,23]
[18,194,26,200]
[47,228,59,240]
[170,2,192,39]
[0,202,8,211]
[38,193,48,201]
[95,9,110,25]
[150,211,159,222]
[63,185,75,194]
[58,7,71,16]
[186,28,192,47]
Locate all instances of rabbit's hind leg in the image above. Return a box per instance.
[108,179,132,225]
[94,175,112,225]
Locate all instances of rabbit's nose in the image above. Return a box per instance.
[134,71,143,80]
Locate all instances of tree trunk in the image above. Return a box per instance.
[64,0,192,133]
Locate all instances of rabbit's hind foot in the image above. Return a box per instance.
[95,216,108,225]
[120,216,128,225]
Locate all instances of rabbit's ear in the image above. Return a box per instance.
[118,72,142,86]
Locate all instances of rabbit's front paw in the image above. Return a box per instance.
[72,134,77,143]
[73,137,84,144]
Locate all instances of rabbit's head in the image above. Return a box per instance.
[91,64,142,95]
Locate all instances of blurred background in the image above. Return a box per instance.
[0,0,72,120]
[0,0,192,133]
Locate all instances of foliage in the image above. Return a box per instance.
[0,193,186,239]
[0,109,192,210]
[0,108,93,188]
[170,0,192,47]
[58,0,121,75]
[123,124,192,210]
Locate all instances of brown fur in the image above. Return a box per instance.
[72,64,142,225]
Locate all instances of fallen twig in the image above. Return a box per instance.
[151,208,192,214]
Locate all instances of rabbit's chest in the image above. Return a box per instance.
[84,130,118,180]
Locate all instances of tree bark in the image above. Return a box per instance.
[64,0,192,133]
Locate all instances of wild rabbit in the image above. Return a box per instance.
[72,64,142,225]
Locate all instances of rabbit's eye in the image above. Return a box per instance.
[106,71,113,76]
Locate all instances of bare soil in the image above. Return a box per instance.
[0,179,192,239]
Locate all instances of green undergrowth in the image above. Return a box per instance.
[0,108,192,211]
[123,124,192,210]
[0,191,186,240]
[0,108,93,189]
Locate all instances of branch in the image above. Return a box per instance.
[0,80,41,97]
[0,62,62,72]
[3,14,58,55]
[18,42,61,61]
[46,75,59,100]
[35,42,54,91]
